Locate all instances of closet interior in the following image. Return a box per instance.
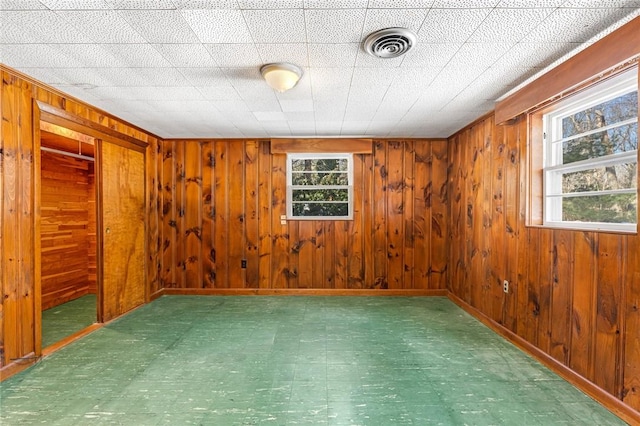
[39,122,97,348]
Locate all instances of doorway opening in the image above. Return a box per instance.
[39,122,97,349]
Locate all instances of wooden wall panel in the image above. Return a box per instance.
[1,66,157,372]
[40,151,92,310]
[447,112,640,414]
[156,139,448,292]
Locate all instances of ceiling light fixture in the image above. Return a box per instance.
[260,63,303,93]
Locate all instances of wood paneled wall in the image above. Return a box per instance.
[40,151,94,310]
[447,113,640,413]
[147,139,448,292]
[0,66,158,370]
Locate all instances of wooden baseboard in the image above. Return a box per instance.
[0,352,39,381]
[160,288,448,296]
[41,323,103,358]
[447,293,640,425]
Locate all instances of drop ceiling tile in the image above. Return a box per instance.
[196,85,242,101]
[431,0,499,7]
[0,1,48,9]
[288,121,317,134]
[48,44,125,68]
[243,9,306,43]
[181,9,252,43]
[368,0,433,7]
[39,0,113,9]
[256,43,309,67]
[497,0,565,6]
[303,0,368,7]
[355,50,404,68]
[153,99,216,112]
[205,44,262,67]
[362,8,428,36]
[153,44,218,67]
[1,44,82,68]
[247,98,282,112]
[347,85,389,103]
[497,42,578,69]
[15,68,69,85]
[106,0,176,9]
[55,10,146,43]
[309,67,354,89]
[400,43,462,67]
[178,67,229,86]
[134,68,192,86]
[121,10,200,43]
[133,86,205,101]
[285,111,315,121]
[215,100,251,112]
[467,8,554,43]
[304,9,367,43]
[419,8,490,43]
[172,0,237,8]
[340,121,370,135]
[1,20,40,43]
[523,8,636,42]
[102,44,172,67]
[254,111,287,121]
[280,99,314,112]
[91,67,149,86]
[351,67,398,87]
[2,11,94,43]
[446,42,513,70]
[238,0,303,8]
[308,43,358,67]
[393,67,441,88]
[373,108,406,122]
[561,0,640,6]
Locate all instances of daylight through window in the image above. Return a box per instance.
[286,153,353,220]
[542,67,638,232]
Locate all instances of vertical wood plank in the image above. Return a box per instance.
[184,141,202,288]
[244,140,259,289]
[402,142,415,289]
[537,228,553,354]
[413,142,429,290]
[313,222,325,288]
[271,153,288,288]
[623,233,640,407]
[550,230,573,364]
[201,141,215,288]
[570,231,596,380]
[161,141,176,288]
[372,141,388,289]
[594,233,622,395]
[386,140,404,289]
[348,153,365,289]
[490,120,505,323]
[214,141,228,288]
[297,221,314,288]
[430,140,448,290]
[503,120,520,332]
[174,141,186,288]
[228,141,244,288]
[324,221,335,288]
[257,140,272,289]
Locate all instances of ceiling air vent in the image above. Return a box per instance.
[363,27,417,59]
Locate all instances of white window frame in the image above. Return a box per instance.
[286,153,354,220]
[542,68,638,233]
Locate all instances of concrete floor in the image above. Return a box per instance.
[1,296,624,425]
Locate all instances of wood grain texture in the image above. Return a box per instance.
[270,138,372,154]
[155,139,448,291]
[100,142,146,322]
[447,112,640,414]
[39,151,94,310]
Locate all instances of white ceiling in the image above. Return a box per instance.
[1,0,639,139]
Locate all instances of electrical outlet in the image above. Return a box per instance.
[241,259,247,269]
[503,280,509,293]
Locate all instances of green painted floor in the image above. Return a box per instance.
[1,296,624,425]
[42,294,97,348]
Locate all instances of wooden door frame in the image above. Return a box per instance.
[34,101,148,346]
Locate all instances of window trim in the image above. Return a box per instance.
[286,153,354,221]
[533,67,638,233]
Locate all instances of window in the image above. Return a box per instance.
[542,68,638,232]
[286,153,353,220]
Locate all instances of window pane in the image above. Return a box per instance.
[291,158,348,172]
[562,91,638,138]
[562,162,638,193]
[292,188,349,202]
[292,202,349,217]
[562,193,637,223]
[291,172,349,186]
[562,123,638,164]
